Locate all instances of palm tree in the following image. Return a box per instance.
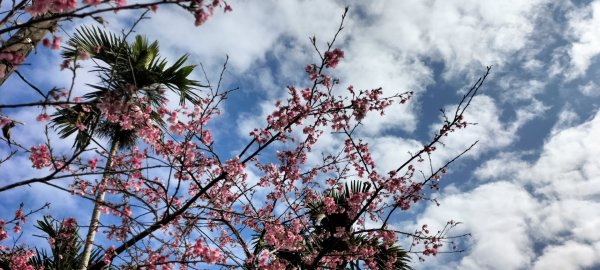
[52,26,201,269]
[0,217,113,270]
[250,181,412,269]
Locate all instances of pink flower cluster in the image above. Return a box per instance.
[222,157,246,180]
[343,138,375,178]
[201,130,212,145]
[192,239,223,264]
[30,144,52,169]
[36,113,51,122]
[0,50,26,77]
[42,36,62,50]
[324,48,344,68]
[263,221,303,251]
[194,0,231,26]
[409,223,449,257]
[305,64,318,80]
[96,94,159,137]
[7,250,35,270]
[323,196,337,215]
[104,245,115,265]
[0,220,7,241]
[83,0,101,5]
[25,0,77,16]
[63,217,77,230]
[249,128,271,144]
[143,251,173,270]
[14,209,25,223]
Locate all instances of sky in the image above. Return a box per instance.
[2,0,600,269]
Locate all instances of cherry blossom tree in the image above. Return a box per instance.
[0,7,486,270]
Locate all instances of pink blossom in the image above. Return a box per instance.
[36,113,51,122]
[14,209,25,223]
[24,0,56,16]
[192,239,223,264]
[63,218,77,230]
[30,144,52,169]
[12,222,21,233]
[0,117,8,127]
[305,64,318,80]
[201,130,212,145]
[195,9,210,26]
[83,0,101,5]
[104,245,115,265]
[42,38,51,48]
[0,220,7,241]
[88,158,98,170]
[259,250,270,267]
[60,59,70,70]
[0,50,26,67]
[324,48,344,68]
[123,205,132,217]
[8,250,34,270]
[323,196,337,214]
[51,36,62,50]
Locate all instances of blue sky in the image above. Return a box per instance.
[2,0,600,269]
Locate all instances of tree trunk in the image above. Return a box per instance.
[0,15,57,87]
[79,140,119,270]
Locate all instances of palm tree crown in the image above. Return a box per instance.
[53,26,202,151]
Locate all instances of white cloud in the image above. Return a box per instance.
[369,136,424,173]
[473,152,529,182]
[433,95,517,161]
[566,0,600,78]
[134,0,549,136]
[551,105,580,135]
[579,81,600,97]
[522,109,600,199]
[357,0,545,76]
[532,241,600,270]
[414,109,600,269]
[138,1,345,73]
[415,181,538,270]
[498,78,546,101]
[367,93,545,186]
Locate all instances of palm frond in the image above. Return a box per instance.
[62,26,125,64]
[51,103,100,152]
